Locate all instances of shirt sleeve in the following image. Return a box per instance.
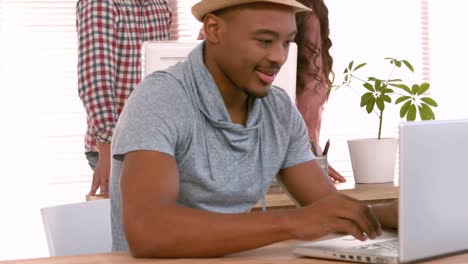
[111,74,192,161]
[282,99,315,169]
[76,0,118,143]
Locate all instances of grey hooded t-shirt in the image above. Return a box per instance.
[109,42,314,251]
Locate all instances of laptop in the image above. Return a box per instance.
[293,119,468,263]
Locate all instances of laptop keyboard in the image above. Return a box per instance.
[355,239,399,252]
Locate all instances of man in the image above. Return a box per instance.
[76,0,172,196]
[110,0,397,258]
[196,0,346,183]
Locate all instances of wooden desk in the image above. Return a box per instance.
[253,180,399,210]
[3,240,467,264]
[6,180,463,264]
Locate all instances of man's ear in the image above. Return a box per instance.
[202,14,224,44]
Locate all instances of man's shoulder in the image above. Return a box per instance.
[134,69,188,102]
[263,86,295,113]
[260,86,302,132]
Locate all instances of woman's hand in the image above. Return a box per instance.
[328,164,346,182]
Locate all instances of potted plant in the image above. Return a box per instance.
[336,58,438,183]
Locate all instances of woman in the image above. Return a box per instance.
[295,0,346,182]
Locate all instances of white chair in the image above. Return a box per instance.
[40,199,112,256]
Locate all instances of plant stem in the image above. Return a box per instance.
[350,73,368,83]
[385,65,396,85]
[378,109,383,139]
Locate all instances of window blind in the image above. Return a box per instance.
[169,0,201,40]
[425,0,468,120]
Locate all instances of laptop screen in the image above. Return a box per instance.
[398,119,468,262]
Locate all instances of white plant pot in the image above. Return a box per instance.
[347,138,398,183]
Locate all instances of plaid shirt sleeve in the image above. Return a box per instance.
[76,0,118,144]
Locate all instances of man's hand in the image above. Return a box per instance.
[89,142,111,195]
[372,200,398,229]
[328,164,346,182]
[290,192,382,241]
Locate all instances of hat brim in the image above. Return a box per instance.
[192,0,311,22]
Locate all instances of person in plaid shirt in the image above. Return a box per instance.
[76,0,172,196]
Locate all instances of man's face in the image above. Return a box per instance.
[213,4,297,98]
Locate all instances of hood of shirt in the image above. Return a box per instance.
[186,42,264,159]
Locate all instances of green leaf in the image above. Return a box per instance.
[360,92,374,107]
[418,105,429,120]
[363,82,374,92]
[407,104,417,121]
[420,97,438,107]
[390,83,412,94]
[387,78,402,83]
[423,103,436,119]
[368,77,379,82]
[344,68,349,74]
[400,100,412,118]
[417,82,430,95]
[376,98,385,111]
[395,60,402,67]
[411,84,419,94]
[348,61,354,71]
[395,96,411,104]
[344,74,349,82]
[381,88,394,94]
[375,79,382,90]
[365,97,375,113]
[353,63,367,71]
[418,103,435,120]
[402,60,414,72]
[382,95,392,103]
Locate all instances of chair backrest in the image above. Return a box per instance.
[40,199,111,256]
[141,40,298,103]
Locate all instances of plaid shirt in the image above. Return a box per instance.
[76,0,171,152]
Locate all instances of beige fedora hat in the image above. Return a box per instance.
[192,0,312,22]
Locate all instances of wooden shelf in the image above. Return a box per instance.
[86,179,399,210]
[253,179,398,209]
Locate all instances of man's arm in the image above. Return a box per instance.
[120,151,382,258]
[278,158,337,205]
[121,150,291,258]
[372,200,398,229]
[278,159,398,229]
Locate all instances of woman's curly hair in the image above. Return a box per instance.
[294,0,334,95]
